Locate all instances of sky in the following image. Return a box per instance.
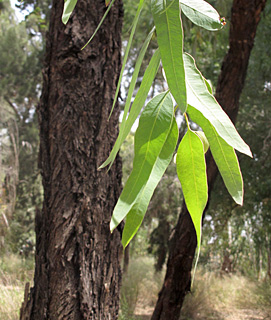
[10,0,26,22]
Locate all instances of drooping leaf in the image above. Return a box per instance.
[81,0,116,49]
[188,105,244,205]
[105,0,111,6]
[110,92,174,232]
[184,52,252,157]
[100,49,161,169]
[195,130,209,153]
[62,0,78,25]
[152,0,187,112]
[120,26,155,131]
[180,0,223,31]
[122,117,178,247]
[109,0,145,117]
[176,128,208,248]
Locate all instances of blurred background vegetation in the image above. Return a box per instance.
[0,0,270,319]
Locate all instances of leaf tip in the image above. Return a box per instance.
[110,220,116,233]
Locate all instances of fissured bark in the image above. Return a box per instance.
[20,0,123,319]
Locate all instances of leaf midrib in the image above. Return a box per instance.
[163,0,184,104]
[122,92,171,206]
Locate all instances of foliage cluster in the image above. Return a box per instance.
[0,1,43,254]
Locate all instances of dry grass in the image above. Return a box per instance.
[1,255,271,320]
[120,257,164,320]
[0,254,34,320]
[120,258,271,320]
[181,272,271,320]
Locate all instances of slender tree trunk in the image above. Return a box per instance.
[123,244,130,274]
[20,0,123,319]
[266,234,271,280]
[151,1,267,319]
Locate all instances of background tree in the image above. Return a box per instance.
[151,1,267,319]
[0,0,43,253]
[204,0,271,279]
[20,0,124,319]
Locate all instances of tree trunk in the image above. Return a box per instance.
[20,0,123,319]
[123,244,130,274]
[151,1,267,319]
[266,234,271,280]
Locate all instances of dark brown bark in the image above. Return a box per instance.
[151,1,267,319]
[20,0,123,319]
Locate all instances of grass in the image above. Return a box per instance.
[119,257,271,320]
[180,272,271,320]
[120,257,164,320]
[0,253,34,320]
[0,254,271,320]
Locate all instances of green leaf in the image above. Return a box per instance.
[176,129,208,248]
[180,0,223,31]
[62,0,78,25]
[122,117,178,247]
[195,131,209,153]
[188,105,244,205]
[152,0,187,112]
[109,0,145,118]
[110,92,174,233]
[184,52,252,158]
[81,0,116,49]
[100,49,161,169]
[120,27,155,129]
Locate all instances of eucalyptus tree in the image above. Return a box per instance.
[151,1,267,318]
[205,1,271,278]
[63,0,252,314]
[19,0,266,319]
[20,0,124,319]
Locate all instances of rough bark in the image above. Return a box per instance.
[20,0,123,319]
[151,1,267,319]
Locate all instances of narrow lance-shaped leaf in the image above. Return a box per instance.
[110,92,174,232]
[109,0,145,118]
[81,0,116,49]
[188,105,244,205]
[184,52,252,157]
[122,116,179,247]
[100,49,161,169]
[119,27,155,134]
[62,0,78,24]
[152,0,187,112]
[180,0,223,31]
[176,128,208,249]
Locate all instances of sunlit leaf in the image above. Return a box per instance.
[152,0,187,112]
[62,0,78,25]
[180,0,223,31]
[122,117,178,247]
[188,105,244,205]
[184,52,252,157]
[176,128,208,248]
[100,49,161,169]
[110,92,174,233]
